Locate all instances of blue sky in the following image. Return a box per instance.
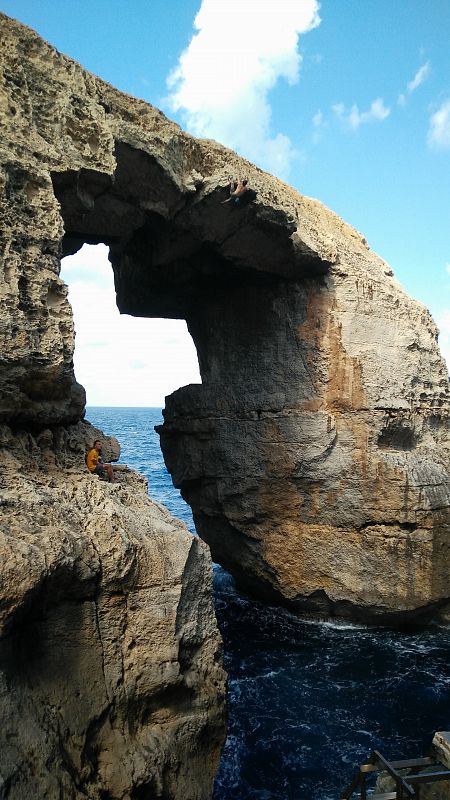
[2,0,450,405]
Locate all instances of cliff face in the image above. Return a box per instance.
[160,269,450,622]
[0,2,449,701]
[0,14,226,799]
[0,424,225,799]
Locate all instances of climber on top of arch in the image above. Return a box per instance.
[222,176,249,206]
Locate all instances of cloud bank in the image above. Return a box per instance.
[166,0,320,179]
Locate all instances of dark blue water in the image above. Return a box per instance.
[87,407,450,800]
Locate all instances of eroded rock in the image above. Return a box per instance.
[159,263,450,622]
[0,424,225,799]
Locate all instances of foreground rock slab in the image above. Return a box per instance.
[0,423,225,800]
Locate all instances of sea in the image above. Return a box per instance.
[87,407,450,800]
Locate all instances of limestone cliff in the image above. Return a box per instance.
[0,2,449,685]
[0,14,226,799]
[0,423,226,799]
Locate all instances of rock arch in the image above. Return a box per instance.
[1,12,450,623]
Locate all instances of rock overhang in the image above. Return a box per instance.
[50,141,333,324]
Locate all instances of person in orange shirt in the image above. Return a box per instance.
[86,439,115,483]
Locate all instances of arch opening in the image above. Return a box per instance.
[60,244,201,408]
[51,141,329,324]
[51,141,329,414]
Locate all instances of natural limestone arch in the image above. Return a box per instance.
[2,13,450,626]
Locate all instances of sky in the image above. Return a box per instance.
[2,0,450,406]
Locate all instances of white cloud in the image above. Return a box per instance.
[60,243,111,287]
[166,0,320,179]
[332,102,344,118]
[428,100,450,150]
[407,61,430,93]
[333,98,390,130]
[312,109,327,143]
[398,61,430,106]
[312,110,323,128]
[446,264,450,276]
[61,245,201,407]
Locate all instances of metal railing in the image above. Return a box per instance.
[340,749,450,799]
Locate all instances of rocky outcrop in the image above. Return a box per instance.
[0,423,226,799]
[0,2,449,676]
[159,248,450,622]
[433,732,450,773]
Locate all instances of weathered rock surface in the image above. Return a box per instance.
[0,1,449,684]
[433,733,450,772]
[0,422,226,799]
[1,15,227,798]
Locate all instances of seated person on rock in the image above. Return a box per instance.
[86,440,115,483]
[222,177,248,205]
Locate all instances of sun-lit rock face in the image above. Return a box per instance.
[1,0,449,684]
[159,276,450,623]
